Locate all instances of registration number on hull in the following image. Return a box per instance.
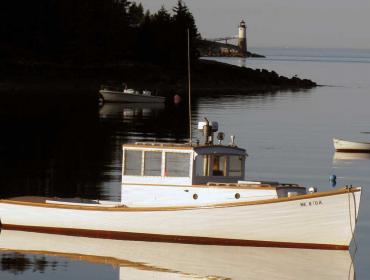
[300,201,323,207]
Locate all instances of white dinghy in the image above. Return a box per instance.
[0,120,362,250]
[334,138,370,152]
[99,84,165,103]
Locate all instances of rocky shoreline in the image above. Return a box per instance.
[0,59,316,98]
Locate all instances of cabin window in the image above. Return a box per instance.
[124,150,142,176]
[212,155,227,176]
[144,151,162,176]
[195,155,211,176]
[229,156,243,177]
[165,153,190,177]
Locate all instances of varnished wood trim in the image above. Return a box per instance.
[336,149,370,153]
[123,144,194,150]
[0,187,360,212]
[1,224,349,251]
[122,143,246,153]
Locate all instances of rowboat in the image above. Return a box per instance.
[0,120,362,250]
[333,138,370,152]
[99,84,166,103]
[0,230,355,280]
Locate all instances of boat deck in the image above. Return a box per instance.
[0,187,361,212]
[7,196,125,208]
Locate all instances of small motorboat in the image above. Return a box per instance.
[333,138,370,153]
[99,83,165,103]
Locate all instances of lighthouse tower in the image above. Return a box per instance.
[238,20,247,56]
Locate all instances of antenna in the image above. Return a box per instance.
[187,28,192,144]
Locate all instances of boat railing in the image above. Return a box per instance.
[206,181,302,189]
[207,182,273,188]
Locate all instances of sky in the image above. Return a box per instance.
[137,0,370,49]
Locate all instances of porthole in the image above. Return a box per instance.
[193,194,198,200]
[235,193,240,199]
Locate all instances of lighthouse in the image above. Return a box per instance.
[238,20,247,56]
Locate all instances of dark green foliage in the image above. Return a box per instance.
[171,0,200,66]
[0,0,199,68]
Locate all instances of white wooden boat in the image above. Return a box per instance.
[334,138,370,152]
[334,151,370,161]
[0,120,362,250]
[99,85,165,103]
[0,230,355,280]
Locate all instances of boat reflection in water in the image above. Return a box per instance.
[0,230,354,280]
[99,102,165,122]
[333,152,370,162]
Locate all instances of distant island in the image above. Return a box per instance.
[0,0,316,96]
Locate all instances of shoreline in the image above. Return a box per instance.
[0,59,317,97]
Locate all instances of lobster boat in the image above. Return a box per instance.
[0,119,362,250]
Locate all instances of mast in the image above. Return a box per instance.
[187,28,192,144]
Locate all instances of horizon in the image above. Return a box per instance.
[137,0,370,50]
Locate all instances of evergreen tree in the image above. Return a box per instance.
[129,2,144,26]
[171,0,200,68]
[151,6,173,64]
[0,0,201,68]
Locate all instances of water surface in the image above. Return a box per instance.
[1,47,370,279]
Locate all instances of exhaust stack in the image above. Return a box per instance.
[198,118,218,145]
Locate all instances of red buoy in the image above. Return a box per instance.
[174,94,182,104]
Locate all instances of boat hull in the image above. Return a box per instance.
[0,188,361,250]
[99,90,165,103]
[333,138,370,152]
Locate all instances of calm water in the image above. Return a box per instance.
[0,47,370,279]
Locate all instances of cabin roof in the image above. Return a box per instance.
[122,142,246,154]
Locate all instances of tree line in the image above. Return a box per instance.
[0,0,200,68]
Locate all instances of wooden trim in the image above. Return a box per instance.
[2,224,349,251]
[122,182,279,190]
[122,144,247,153]
[0,187,361,212]
[336,149,370,153]
[123,144,193,150]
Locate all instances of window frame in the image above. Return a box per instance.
[143,150,162,177]
[123,149,143,176]
[164,151,192,178]
[228,155,244,177]
[194,154,245,178]
[123,148,193,178]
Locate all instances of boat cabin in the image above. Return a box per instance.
[122,120,247,187]
[120,119,305,207]
[122,143,246,186]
